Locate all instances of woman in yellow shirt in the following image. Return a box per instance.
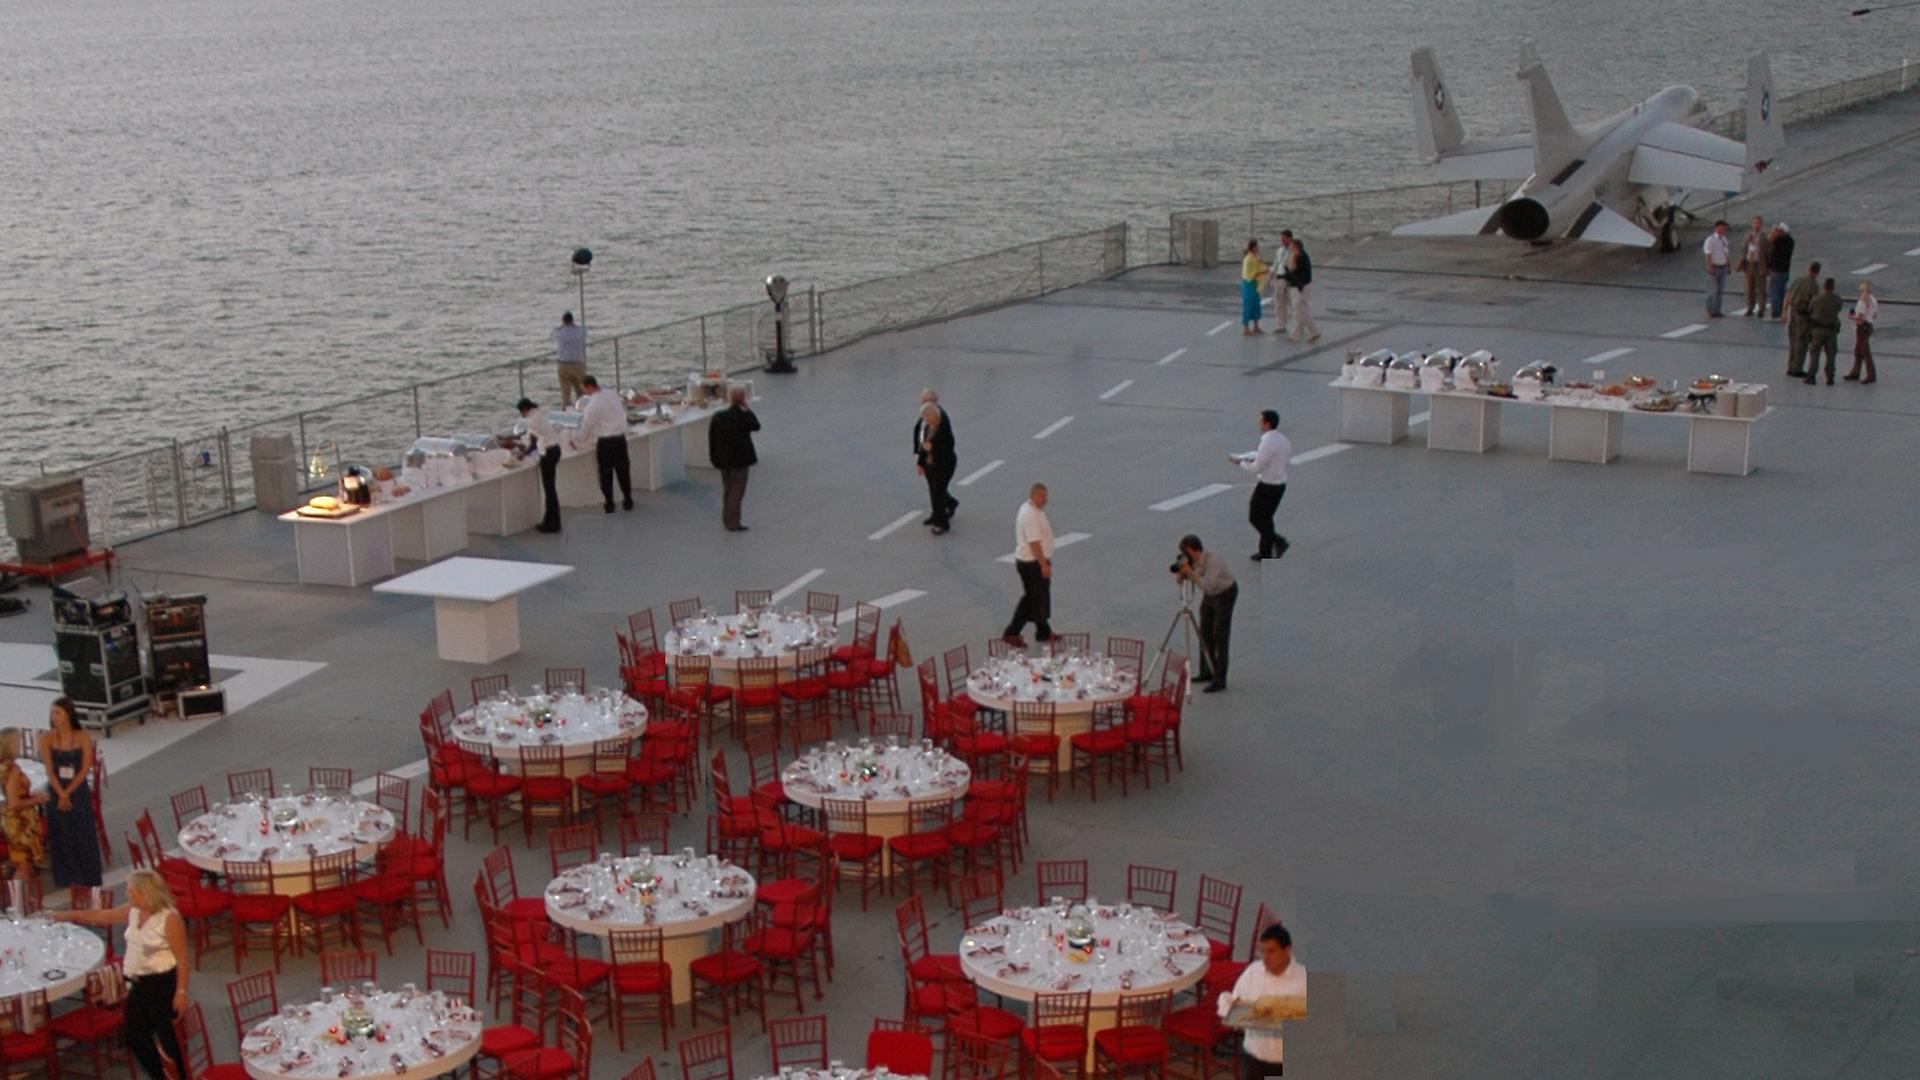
[1240,239,1268,334]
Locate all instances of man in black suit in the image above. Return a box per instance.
[707,387,760,532]
[916,403,958,535]
[914,388,959,528]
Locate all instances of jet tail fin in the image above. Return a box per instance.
[1411,48,1466,161]
[1566,204,1655,247]
[1744,52,1785,172]
[1516,42,1581,177]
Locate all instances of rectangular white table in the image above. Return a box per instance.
[1331,380,1770,475]
[373,557,574,663]
[280,482,470,587]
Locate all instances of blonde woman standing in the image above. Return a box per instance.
[50,869,191,1080]
[0,728,47,874]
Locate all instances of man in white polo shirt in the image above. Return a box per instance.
[1001,483,1055,647]
[1702,219,1731,318]
[1219,923,1307,1077]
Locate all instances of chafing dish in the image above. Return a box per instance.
[1421,349,1461,391]
[1454,351,1499,392]
[1386,352,1422,389]
[1512,361,1556,400]
[1349,349,1394,386]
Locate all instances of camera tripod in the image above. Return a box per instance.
[1148,579,1211,701]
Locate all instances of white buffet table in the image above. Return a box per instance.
[553,403,737,507]
[1331,380,1771,475]
[373,557,574,663]
[280,465,533,587]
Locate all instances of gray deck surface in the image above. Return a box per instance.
[7,90,1920,1079]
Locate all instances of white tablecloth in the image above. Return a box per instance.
[964,654,1135,714]
[780,741,970,815]
[452,688,647,761]
[663,609,839,671]
[544,854,756,940]
[178,794,396,874]
[0,917,106,1003]
[240,989,481,1080]
[959,900,1211,1006]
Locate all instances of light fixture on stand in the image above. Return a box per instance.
[764,274,796,373]
[570,247,593,326]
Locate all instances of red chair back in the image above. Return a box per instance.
[678,1028,735,1080]
[1194,874,1244,949]
[768,1014,828,1070]
[865,1018,934,1073]
[170,786,208,830]
[548,824,598,877]
[544,668,587,695]
[617,813,670,856]
[424,949,476,1003]
[804,592,840,621]
[1035,858,1089,905]
[319,951,376,987]
[226,971,279,1043]
[1125,864,1178,911]
[471,673,510,705]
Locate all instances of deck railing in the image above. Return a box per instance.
[8,224,1130,561]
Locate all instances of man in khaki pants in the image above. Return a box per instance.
[551,311,588,408]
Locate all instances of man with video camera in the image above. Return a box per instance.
[1172,534,1237,693]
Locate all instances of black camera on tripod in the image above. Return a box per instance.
[1169,552,1193,575]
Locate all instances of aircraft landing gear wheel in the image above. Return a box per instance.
[1658,211,1678,253]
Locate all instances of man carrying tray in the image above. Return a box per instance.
[1218,923,1308,1077]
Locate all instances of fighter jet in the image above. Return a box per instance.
[1392,44,1784,251]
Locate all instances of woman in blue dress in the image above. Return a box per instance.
[40,697,102,888]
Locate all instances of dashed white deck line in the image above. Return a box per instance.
[1205,320,1235,336]
[1099,380,1134,401]
[1661,323,1709,339]
[1155,348,1188,366]
[1852,262,1888,276]
[1578,347,1635,366]
[997,532,1091,563]
[1291,443,1353,465]
[1263,296,1275,306]
[835,589,927,623]
[1409,412,1430,426]
[868,512,921,541]
[1905,246,1920,257]
[770,568,826,605]
[1150,483,1236,512]
[957,459,1004,487]
[1033,416,1075,440]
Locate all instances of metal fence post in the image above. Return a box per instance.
[699,316,709,366]
[517,363,525,399]
[169,440,187,528]
[219,427,235,512]
[1347,193,1356,238]
[1248,206,1256,240]
[297,413,310,492]
[814,294,825,352]
[1037,241,1046,295]
[613,337,622,391]
[412,384,422,438]
[807,287,819,354]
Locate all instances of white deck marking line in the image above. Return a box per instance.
[957,459,1004,486]
[1661,323,1709,339]
[1578,347,1635,365]
[1206,320,1235,336]
[1263,296,1275,306]
[1033,416,1075,440]
[1852,262,1888,275]
[1291,443,1353,465]
[997,532,1092,563]
[1905,246,1920,257]
[1409,412,1430,426]
[770,568,826,605]
[1150,484,1235,512]
[1155,347,1188,366]
[835,590,926,624]
[1099,380,1134,401]
[868,512,921,541]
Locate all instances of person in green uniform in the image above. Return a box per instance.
[1784,261,1821,378]
[1804,278,1844,386]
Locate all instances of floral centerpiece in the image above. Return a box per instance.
[622,852,663,904]
[1061,904,1097,962]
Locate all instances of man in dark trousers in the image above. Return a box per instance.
[1785,261,1821,378]
[576,376,632,513]
[914,388,958,527]
[915,401,958,535]
[515,397,564,532]
[1765,222,1794,320]
[708,387,760,531]
[1230,410,1293,561]
[1173,534,1237,693]
[1804,277,1844,386]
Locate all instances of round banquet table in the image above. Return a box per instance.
[958,899,1211,1067]
[964,653,1138,769]
[779,740,970,875]
[177,794,397,892]
[452,688,648,777]
[239,987,482,1080]
[0,917,106,1004]
[544,852,757,1004]
[661,609,841,686]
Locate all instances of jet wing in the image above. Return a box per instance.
[1430,133,1537,181]
[1627,122,1747,193]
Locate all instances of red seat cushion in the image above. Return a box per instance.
[952,732,1008,755]
[503,1047,578,1080]
[540,957,611,990]
[745,924,814,958]
[1206,936,1233,962]
[505,896,548,922]
[522,777,573,801]
[668,685,733,708]
[50,1004,122,1040]
[689,950,761,984]
[950,1005,1025,1040]
[967,779,1016,802]
[198,1064,253,1080]
[735,686,780,708]
[824,668,867,691]
[1020,1024,1087,1061]
[888,833,951,860]
[910,953,968,984]
[828,832,883,860]
[1011,733,1060,756]
[759,824,825,852]
[755,878,817,907]
[1093,1026,1169,1064]
[1070,729,1129,753]
[1163,1002,1228,1045]
[229,892,291,922]
[480,1025,540,1057]
[3,1030,54,1058]
[779,677,829,700]
[611,962,671,993]
[466,772,523,798]
[291,887,355,916]
[576,772,629,796]
[355,873,413,904]
[944,820,1001,848]
[831,644,875,665]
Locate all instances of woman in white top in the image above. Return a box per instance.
[1845,280,1879,383]
[50,869,190,1080]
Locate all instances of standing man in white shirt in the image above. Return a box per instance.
[1845,279,1879,384]
[1002,483,1055,647]
[1218,924,1308,1078]
[515,397,564,533]
[576,376,632,514]
[1231,410,1292,561]
[1702,220,1731,319]
[551,311,589,408]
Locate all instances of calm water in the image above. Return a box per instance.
[0,0,1902,478]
